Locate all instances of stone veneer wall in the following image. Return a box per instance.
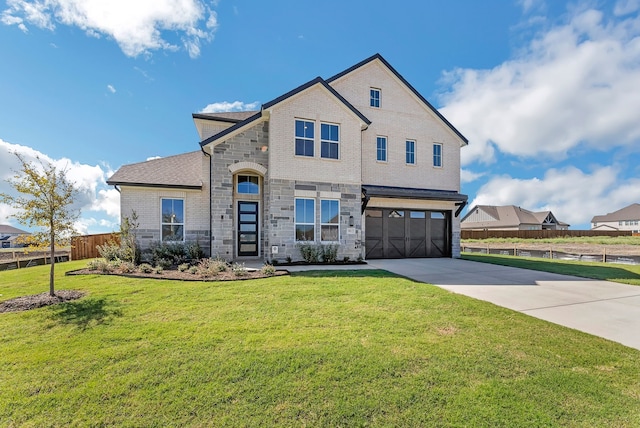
[266,179,363,262]
[210,121,269,259]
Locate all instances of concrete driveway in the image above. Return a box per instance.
[366,258,640,351]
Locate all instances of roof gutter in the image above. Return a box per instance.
[200,145,213,257]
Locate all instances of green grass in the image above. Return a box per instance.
[462,236,640,245]
[1,261,640,426]
[463,253,640,286]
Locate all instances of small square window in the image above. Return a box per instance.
[370,88,380,108]
[237,175,259,194]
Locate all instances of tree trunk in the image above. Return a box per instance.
[50,228,55,297]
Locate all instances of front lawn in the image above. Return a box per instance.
[1,261,639,426]
[463,253,640,286]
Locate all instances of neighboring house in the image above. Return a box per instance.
[461,205,570,231]
[591,203,640,233]
[107,54,468,262]
[0,224,31,248]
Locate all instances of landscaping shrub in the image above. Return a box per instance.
[186,242,205,261]
[138,263,153,273]
[151,242,187,267]
[232,262,247,277]
[178,263,190,272]
[322,244,339,263]
[261,264,276,276]
[297,243,321,263]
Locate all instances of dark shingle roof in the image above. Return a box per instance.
[107,151,204,189]
[591,203,640,222]
[0,225,30,235]
[462,205,568,228]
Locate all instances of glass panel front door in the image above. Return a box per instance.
[238,202,259,256]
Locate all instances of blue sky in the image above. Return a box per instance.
[1,0,639,233]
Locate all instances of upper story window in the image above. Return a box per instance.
[370,88,381,108]
[406,140,415,165]
[237,175,259,194]
[320,123,339,160]
[376,136,387,162]
[295,198,315,241]
[320,199,339,241]
[295,119,314,157]
[433,143,442,168]
[161,198,184,242]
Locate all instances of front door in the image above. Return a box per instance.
[238,201,259,257]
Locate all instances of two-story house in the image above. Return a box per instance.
[107,54,468,262]
[591,203,640,233]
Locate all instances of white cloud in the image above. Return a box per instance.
[439,7,640,166]
[614,0,640,16]
[2,0,218,58]
[107,84,116,93]
[519,0,546,14]
[0,138,120,234]
[199,101,260,113]
[469,165,640,227]
[461,169,485,184]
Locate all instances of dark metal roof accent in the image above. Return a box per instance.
[106,182,202,190]
[263,77,371,125]
[199,112,263,147]
[327,53,468,144]
[362,185,468,202]
[192,111,258,123]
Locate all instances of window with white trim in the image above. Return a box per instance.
[433,143,442,167]
[295,120,314,157]
[320,123,339,159]
[295,198,315,241]
[161,198,184,242]
[376,136,387,161]
[406,140,415,164]
[320,199,339,241]
[370,88,380,108]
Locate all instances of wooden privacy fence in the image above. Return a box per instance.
[71,233,119,260]
[461,230,633,240]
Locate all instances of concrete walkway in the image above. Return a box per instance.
[360,258,640,351]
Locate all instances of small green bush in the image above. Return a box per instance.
[261,264,276,276]
[188,265,199,275]
[119,261,136,273]
[186,242,205,261]
[232,262,247,277]
[138,263,153,274]
[197,258,228,277]
[322,244,339,263]
[153,266,163,275]
[297,243,321,263]
[178,263,190,272]
[97,240,122,262]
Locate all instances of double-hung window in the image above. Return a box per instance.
[376,136,387,162]
[320,200,339,241]
[295,120,314,157]
[406,140,415,165]
[161,198,184,242]
[295,198,315,241]
[433,143,442,167]
[370,88,380,108]
[320,123,339,159]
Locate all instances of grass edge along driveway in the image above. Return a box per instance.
[1,261,639,427]
[462,252,640,286]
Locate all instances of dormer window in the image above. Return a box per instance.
[370,88,380,108]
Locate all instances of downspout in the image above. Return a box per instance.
[201,145,212,257]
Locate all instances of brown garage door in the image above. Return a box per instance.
[365,209,451,259]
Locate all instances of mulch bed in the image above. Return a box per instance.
[66,268,289,282]
[0,290,85,313]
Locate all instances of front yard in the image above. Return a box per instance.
[1,261,639,426]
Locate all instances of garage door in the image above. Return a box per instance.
[365,209,451,259]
